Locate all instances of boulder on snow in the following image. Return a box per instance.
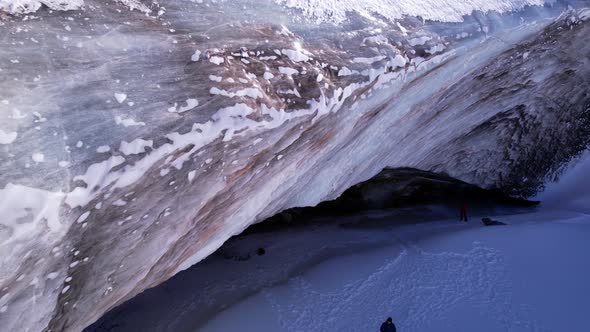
[482,217,507,226]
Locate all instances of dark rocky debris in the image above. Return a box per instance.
[245,167,538,234]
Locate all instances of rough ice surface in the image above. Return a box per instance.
[535,151,590,213]
[274,0,545,23]
[88,161,590,332]
[0,0,151,15]
[0,0,84,15]
[1,0,590,331]
[197,153,590,332]
[0,130,17,144]
[114,93,127,104]
[119,138,153,155]
[0,0,547,23]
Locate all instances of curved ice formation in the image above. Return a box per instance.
[275,0,545,23]
[0,0,83,15]
[0,1,589,331]
[0,0,150,15]
[0,0,549,21]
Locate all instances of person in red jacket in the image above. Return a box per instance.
[460,202,468,222]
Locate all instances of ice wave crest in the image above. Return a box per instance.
[0,0,83,15]
[0,0,150,15]
[275,0,546,23]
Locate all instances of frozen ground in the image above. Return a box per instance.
[87,154,590,332]
[197,153,590,332]
[88,205,590,332]
[195,155,590,332]
[198,209,590,332]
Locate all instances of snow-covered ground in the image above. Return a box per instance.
[199,209,590,332]
[88,154,590,332]
[195,156,590,332]
[193,155,590,332]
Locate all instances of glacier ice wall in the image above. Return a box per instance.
[275,0,546,23]
[0,0,589,331]
[536,151,590,213]
[0,0,545,19]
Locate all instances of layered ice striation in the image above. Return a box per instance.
[0,0,548,20]
[0,0,151,15]
[1,0,590,331]
[275,0,546,23]
[0,0,84,15]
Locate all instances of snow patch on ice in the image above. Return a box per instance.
[353,55,387,64]
[65,156,126,208]
[209,75,223,82]
[114,0,151,14]
[409,36,432,46]
[282,49,310,62]
[278,67,299,77]
[115,115,145,127]
[210,87,263,99]
[96,145,111,153]
[273,0,545,24]
[278,88,301,98]
[264,72,275,80]
[188,170,196,183]
[0,0,83,15]
[46,273,58,281]
[167,99,199,113]
[338,67,356,76]
[0,184,65,246]
[209,56,225,65]
[0,0,151,15]
[0,130,17,144]
[114,93,127,104]
[31,153,45,163]
[113,199,127,206]
[191,50,202,62]
[76,211,90,224]
[119,139,153,156]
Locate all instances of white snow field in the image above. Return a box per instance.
[87,155,590,332]
[199,209,590,332]
[197,153,590,332]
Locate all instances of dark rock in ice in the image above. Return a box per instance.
[245,167,537,233]
[481,217,507,226]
